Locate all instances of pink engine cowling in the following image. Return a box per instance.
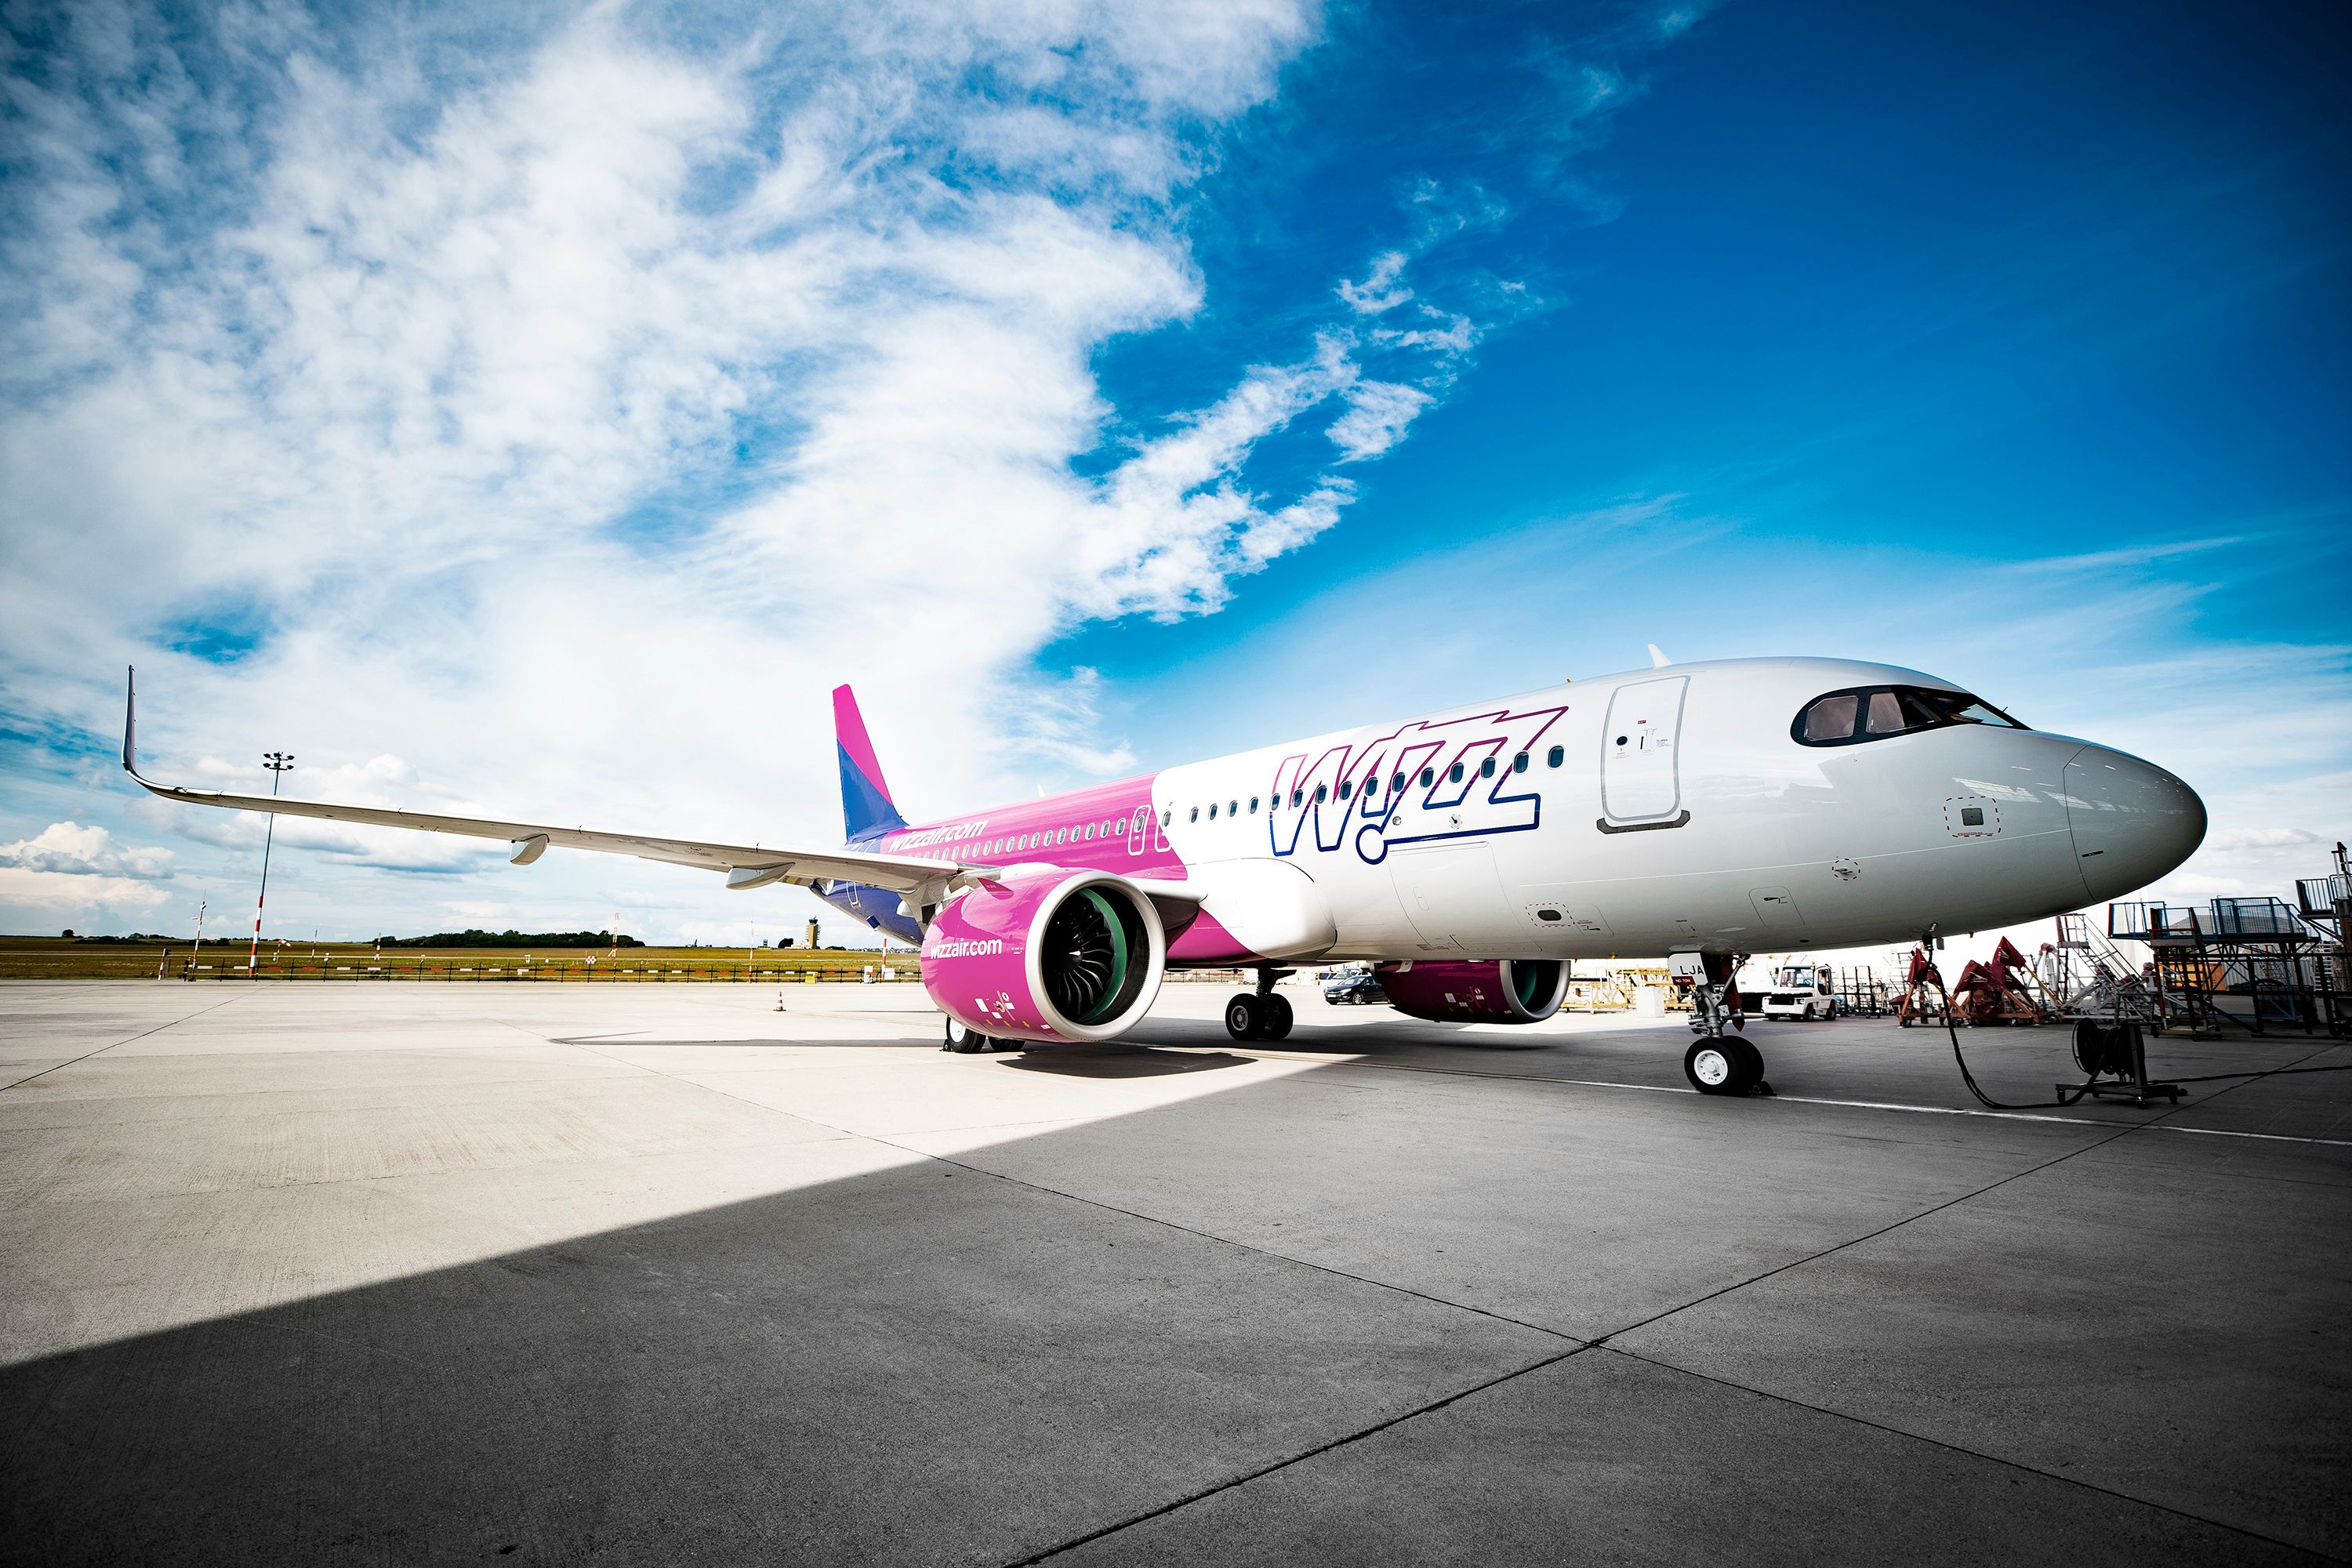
[920,869,1167,1044]
[1374,959,1569,1024]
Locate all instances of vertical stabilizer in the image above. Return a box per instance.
[833,685,907,843]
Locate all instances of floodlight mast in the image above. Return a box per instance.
[247,752,295,977]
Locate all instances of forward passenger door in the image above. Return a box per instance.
[1599,676,1690,830]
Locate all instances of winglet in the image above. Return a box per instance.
[1647,644,1672,669]
[122,665,140,776]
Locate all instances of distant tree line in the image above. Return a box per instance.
[372,929,648,949]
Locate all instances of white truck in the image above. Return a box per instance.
[1747,961,1837,1021]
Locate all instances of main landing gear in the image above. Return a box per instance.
[1224,968,1295,1043]
[1678,950,1771,1096]
[942,1017,1018,1054]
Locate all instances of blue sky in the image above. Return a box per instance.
[1,0,2345,946]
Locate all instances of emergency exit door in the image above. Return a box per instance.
[1599,675,1690,830]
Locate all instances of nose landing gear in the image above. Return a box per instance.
[1675,951,1772,1095]
[1224,967,1295,1042]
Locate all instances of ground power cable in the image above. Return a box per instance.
[1926,967,2352,1109]
[1928,969,2098,1111]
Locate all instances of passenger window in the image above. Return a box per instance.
[1249,797,1260,813]
[1207,804,1218,820]
[1448,761,1464,783]
[1189,807,1198,823]
[1083,822,1094,840]
[1512,752,1528,773]
[1229,800,1238,816]
[1801,693,1860,742]
[1479,757,1496,779]
[1546,745,1563,768]
[1419,768,1434,787]
[1291,788,1304,807]
[1338,780,1351,799]
[1314,784,1328,804]
[1160,810,1171,827]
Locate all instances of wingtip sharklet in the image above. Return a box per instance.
[122,664,137,775]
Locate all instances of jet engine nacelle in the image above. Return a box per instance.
[1375,959,1569,1024]
[921,869,1167,1044]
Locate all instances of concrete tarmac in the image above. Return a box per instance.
[2,980,2347,1565]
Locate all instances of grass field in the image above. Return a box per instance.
[0,936,912,983]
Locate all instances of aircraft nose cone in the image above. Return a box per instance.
[2063,746,2206,898]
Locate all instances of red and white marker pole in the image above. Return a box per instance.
[246,752,293,977]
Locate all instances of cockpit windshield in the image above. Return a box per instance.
[1793,686,2027,747]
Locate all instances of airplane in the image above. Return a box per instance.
[120,655,2205,1096]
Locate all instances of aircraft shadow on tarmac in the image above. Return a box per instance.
[6,1019,2345,1565]
[553,1034,947,1052]
[997,1044,1250,1078]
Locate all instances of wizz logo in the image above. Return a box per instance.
[1268,706,1568,866]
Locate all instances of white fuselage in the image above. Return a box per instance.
[1145,657,2203,962]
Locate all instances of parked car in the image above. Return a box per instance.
[1321,964,1387,1005]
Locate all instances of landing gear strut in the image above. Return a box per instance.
[1225,967,1295,1043]
[1682,950,1749,1039]
[1676,952,1769,1095]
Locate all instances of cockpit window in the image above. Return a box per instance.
[1794,685,2027,746]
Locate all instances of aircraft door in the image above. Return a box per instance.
[1129,805,1150,856]
[1599,676,1690,830]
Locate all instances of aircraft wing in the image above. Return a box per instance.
[118,670,966,895]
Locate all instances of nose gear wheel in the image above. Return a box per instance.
[1685,1037,1763,1095]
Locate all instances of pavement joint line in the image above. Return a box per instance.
[1594,1112,2175,1349]
[867,1130,1584,1346]
[1210,1046,2352,1145]
[1005,1118,2160,1563]
[539,1022,1587,1346]
[1592,1345,2339,1563]
[1004,1346,1591,1567]
[1020,1046,2347,1563]
[0,994,243,1093]
[539,1009,2344,1562]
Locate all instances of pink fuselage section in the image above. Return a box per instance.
[861,773,1252,965]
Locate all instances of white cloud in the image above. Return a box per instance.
[0,869,172,921]
[1327,380,1435,463]
[0,0,1685,938]
[2205,826,2322,854]
[1338,250,1413,314]
[0,822,175,879]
